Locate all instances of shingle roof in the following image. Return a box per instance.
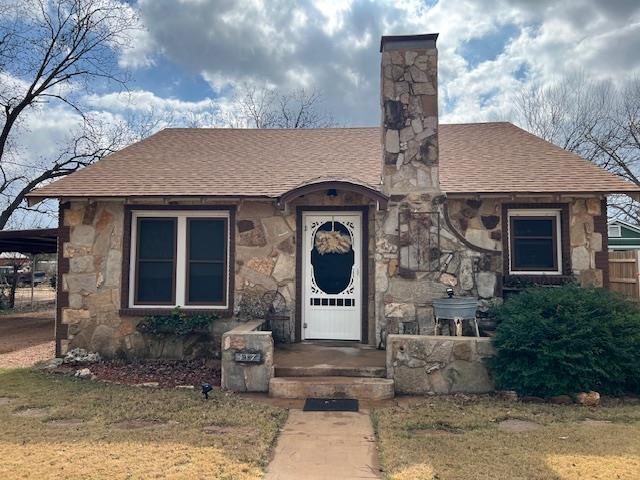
[28,122,640,200]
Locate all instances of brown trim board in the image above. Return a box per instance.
[295,205,370,344]
[594,198,609,288]
[55,202,70,357]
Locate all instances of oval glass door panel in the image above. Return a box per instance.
[310,221,354,294]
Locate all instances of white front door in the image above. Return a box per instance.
[302,212,362,340]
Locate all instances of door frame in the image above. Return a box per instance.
[295,205,370,343]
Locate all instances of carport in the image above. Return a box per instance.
[0,228,58,365]
[0,228,58,254]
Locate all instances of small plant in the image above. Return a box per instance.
[136,307,218,336]
[489,285,640,397]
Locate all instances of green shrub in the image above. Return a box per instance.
[136,307,218,336]
[490,285,640,397]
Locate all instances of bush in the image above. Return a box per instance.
[490,285,640,397]
[136,307,218,336]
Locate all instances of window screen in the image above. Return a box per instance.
[510,215,558,272]
[187,218,227,304]
[135,218,176,303]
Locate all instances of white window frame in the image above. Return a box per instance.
[129,210,230,309]
[507,209,563,276]
[608,224,622,238]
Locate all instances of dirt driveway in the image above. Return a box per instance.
[0,309,54,354]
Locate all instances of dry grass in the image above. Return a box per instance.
[0,369,287,479]
[372,396,640,480]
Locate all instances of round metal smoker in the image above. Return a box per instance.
[432,294,480,337]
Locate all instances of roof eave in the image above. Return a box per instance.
[444,190,640,201]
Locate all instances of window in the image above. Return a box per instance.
[135,218,176,304]
[186,218,227,305]
[508,209,562,274]
[608,225,622,238]
[129,210,230,309]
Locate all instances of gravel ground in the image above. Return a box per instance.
[0,341,55,368]
[0,309,54,354]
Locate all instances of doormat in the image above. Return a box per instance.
[303,398,359,412]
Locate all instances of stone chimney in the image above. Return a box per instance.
[380,34,439,197]
[376,34,444,340]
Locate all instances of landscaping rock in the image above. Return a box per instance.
[549,395,573,405]
[576,391,600,407]
[75,368,93,379]
[496,390,518,402]
[63,348,101,364]
[39,358,64,370]
[175,385,195,390]
[135,382,160,388]
[521,396,545,404]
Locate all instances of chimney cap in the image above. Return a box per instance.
[380,33,439,52]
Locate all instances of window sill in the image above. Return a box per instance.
[119,308,233,318]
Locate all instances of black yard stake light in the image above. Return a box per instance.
[201,383,213,399]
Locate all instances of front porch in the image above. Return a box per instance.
[270,342,394,400]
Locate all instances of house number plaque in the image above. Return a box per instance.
[234,351,262,363]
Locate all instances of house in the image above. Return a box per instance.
[608,220,640,250]
[27,34,640,379]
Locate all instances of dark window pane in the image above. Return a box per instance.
[138,219,175,260]
[137,261,173,302]
[311,222,354,294]
[189,219,226,261]
[513,238,555,269]
[512,218,554,237]
[188,262,224,303]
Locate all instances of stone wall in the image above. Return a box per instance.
[235,192,376,343]
[58,192,378,358]
[60,200,253,358]
[386,334,496,394]
[447,196,606,288]
[221,320,273,392]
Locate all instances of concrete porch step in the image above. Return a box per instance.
[274,365,387,378]
[269,376,395,400]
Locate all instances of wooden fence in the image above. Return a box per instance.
[608,250,640,299]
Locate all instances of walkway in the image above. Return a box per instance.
[264,409,381,479]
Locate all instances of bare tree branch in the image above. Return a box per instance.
[225,82,335,129]
[0,0,138,229]
[514,75,640,222]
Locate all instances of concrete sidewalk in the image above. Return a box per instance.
[264,409,381,479]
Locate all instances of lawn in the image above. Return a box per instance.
[0,368,287,479]
[372,395,640,480]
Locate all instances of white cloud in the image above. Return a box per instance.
[127,0,640,125]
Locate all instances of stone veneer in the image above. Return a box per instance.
[447,196,606,288]
[58,191,376,358]
[386,334,496,394]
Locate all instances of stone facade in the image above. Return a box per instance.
[58,192,376,358]
[386,334,496,394]
[221,320,273,392]
[447,196,606,288]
